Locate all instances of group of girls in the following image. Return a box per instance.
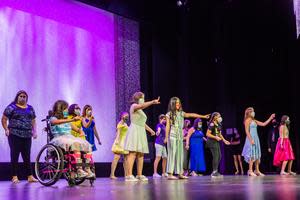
[109,93,296,180]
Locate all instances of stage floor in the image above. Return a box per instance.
[1,175,300,200]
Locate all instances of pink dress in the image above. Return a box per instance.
[273,126,295,166]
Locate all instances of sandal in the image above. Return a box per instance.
[28,175,38,183]
[12,176,20,184]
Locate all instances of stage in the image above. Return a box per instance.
[0,175,299,200]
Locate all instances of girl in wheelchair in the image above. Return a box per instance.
[50,100,95,178]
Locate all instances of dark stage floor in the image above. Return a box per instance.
[1,175,300,200]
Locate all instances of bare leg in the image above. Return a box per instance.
[287,160,293,172]
[233,155,239,174]
[162,158,167,174]
[238,155,244,175]
[123,155,128,177]
[280,161,288,175]
[127,152,137,176]
[153,156,162,174]
[248,160,256,176]
[110,154,121,178]
[254,160,264,176]
[137,153,144,176]
[287,160,296,175]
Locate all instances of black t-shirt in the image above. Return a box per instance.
[206,122,222,147]
[208,122,222,136]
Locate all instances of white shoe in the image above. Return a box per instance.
[125,175,139,182]
[288,171,297,176]
[153,173,162,178]
[280,172,288,176]
[190,171,198,177]
[136,175,148,181]
[162,173,168,178]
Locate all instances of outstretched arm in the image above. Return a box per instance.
[255,114,275,127]
[133,97,160,112]
[184,113,210,119]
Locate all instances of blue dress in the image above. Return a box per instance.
[242,121,261,163]
[82,119,97,151]
[190,129,206,172]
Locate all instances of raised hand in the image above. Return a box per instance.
[270,113,276,119]
[204,114,211,119]
[152,96,161,105]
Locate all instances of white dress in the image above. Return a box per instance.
[124,104,149,153]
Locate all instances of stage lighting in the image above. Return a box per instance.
[177,0,189,7]
[177,0,183,7]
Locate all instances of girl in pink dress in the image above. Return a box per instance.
[273,115,296,175]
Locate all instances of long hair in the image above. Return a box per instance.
[244,107,254,124]
[52,100,68,119]
[82,105,92,117]
[130,92,144,104]
[280,115,290,130]
[13,90,28,104]
[193,118,202,130]
[208,112,220,125]
[167,97,182,125]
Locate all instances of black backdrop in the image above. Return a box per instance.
[69,0,300,174]
[139,0,300,173]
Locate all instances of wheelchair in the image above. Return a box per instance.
[34,112,96,186]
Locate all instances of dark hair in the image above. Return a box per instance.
[13,90,28,104]
[120,111,129,120]
[280,115,290,130]
[167,97,182,125]
[158,114,166,121]
[208,112,220,125]
[68,104,79,116]
[82,105,92,117]
[52,100,68,119]
[193,118,202,129]
[131,92,144,104]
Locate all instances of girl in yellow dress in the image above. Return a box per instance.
[110,112,130,179]
[68,104,85,140]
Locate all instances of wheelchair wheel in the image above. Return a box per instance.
[35,144,64,186]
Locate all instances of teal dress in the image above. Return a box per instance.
[242,121,261,163]
[166,111,185,175]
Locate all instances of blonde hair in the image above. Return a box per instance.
[244,107,254,124]
[131,92,144,104]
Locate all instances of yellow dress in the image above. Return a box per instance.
[111,122,129,154]
[68,115,86,140]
